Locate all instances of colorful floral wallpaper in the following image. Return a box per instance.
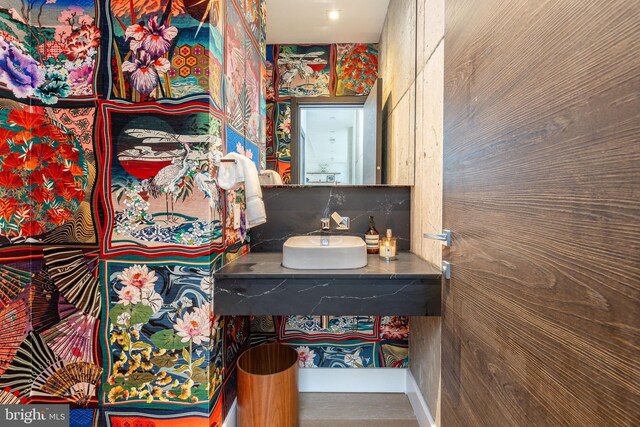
[251,315,409,369]
[265,43,379,182]
[0,1,265,426]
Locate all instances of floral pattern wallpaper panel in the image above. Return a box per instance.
[335,43,378,96]
[0,1,100,105]
[251,315,409,369]
[102,259,215,406]
[0,102,97,246]
[97,101,225,257]
[108,0,224,107]
[99,0,265,425]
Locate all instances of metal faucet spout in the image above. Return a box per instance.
[320,218,330,246]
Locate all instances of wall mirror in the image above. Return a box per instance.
[288,80,383,186]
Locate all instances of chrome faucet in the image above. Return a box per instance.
[331,211,350,230]
[320,218,331,246]
[320,212,350,246]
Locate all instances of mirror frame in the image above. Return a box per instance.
[290,92,382,185]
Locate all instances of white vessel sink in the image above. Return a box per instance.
[282,235,368,270]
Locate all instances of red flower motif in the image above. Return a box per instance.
[0,107,88,237]
[0,128,16,153]
[32,123,69,143]
[63,24,101,61]
[58,143,80,162]
[0,170,23,188]
[0,141,9,157]
[41,163,75,185]
[7,110,44,130]
[0,198,18,221]
[31,187,55,203]
[66,163,85,177]
[27,143,56,165]
[20,221,43,236]
[47,207,73,225]
[54,181,84,201]
[2,153,25,171]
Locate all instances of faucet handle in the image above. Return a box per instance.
[336,217,350,230]
[321,218,330,230]
[331,212,350,230]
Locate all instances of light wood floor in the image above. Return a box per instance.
[300,393,419,427]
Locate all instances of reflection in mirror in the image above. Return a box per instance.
[299,106,364,185]
[289,80,382,186]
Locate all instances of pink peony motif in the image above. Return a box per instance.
[116,264,158,290]
[68,62,94,93]
[193,302,219,334]
[116,285,141,305]
[174,311,211,345]
[296,346,316,368]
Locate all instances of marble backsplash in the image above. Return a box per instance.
[250,186,411,252]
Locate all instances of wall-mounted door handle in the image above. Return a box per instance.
[423,230,452,247]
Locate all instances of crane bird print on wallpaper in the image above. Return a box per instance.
[123,129,222,222]
[278,50,328,95]
[193,168,222,219]
[148,143,191,222]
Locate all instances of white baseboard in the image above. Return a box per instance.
[221,368,435,427]
[299,367,408,393]
[222,399,237,427]
[406,370,436,427]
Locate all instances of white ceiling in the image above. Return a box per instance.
[266,0,391,44]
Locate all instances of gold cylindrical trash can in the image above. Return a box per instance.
[237,343,299,427]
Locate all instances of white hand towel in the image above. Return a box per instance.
[217,152,267,228]
[258,169,283,186]
[217,153,243,191]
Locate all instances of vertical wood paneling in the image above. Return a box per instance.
[442,0,640,425]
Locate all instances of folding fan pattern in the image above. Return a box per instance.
[0,299,29,376]
[44,248,101,318]
[0,253,101,408]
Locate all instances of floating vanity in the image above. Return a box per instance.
[213,252,441,316]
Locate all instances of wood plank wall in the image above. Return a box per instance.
[442,0,640,425]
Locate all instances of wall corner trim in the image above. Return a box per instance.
[222,399,238,427]
[406,369,437,427]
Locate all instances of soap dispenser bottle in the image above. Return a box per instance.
[365,216,380,254]
[379,229,397,260]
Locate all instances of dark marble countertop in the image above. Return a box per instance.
[212,252,441,280]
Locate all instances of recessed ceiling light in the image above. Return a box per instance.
[328,10,340,20]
